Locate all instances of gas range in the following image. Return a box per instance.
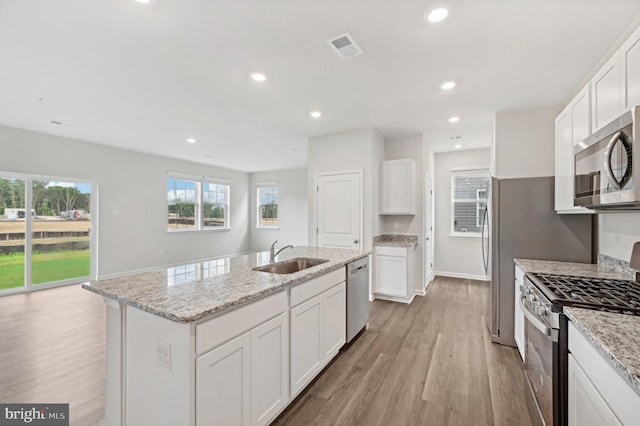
[528,273,640,315]
[521,271,640,426]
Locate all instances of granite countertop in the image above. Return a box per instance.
[373,234,418,247]
[565,307,640,397]
[514,258,633,280]
[82,246,369,323]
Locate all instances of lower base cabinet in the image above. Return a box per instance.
[290,281,346,398]
[373,244,416,304]
[196,312,288,426]
[568,354,621,426]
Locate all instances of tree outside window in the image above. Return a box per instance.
[167,174,230,231]
[257,184,278,229]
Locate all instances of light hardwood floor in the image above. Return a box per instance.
[0,284,106,426]
[0,276,532,426]
[273,276,533,425]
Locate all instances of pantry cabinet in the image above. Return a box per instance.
[380,159,415,215]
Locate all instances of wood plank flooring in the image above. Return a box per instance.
[274,276,533,426]
[0,284,106,426]
[0,276,532,426]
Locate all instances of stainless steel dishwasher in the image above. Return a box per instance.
[346,256,369,343]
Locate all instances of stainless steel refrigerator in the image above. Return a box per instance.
[482,176,593,346]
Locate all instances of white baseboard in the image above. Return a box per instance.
[374,292,416,304]
[434,270,490,281]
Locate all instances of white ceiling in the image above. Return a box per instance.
[1,0,640,172]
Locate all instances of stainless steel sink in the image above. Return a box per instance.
[253,257,329,274]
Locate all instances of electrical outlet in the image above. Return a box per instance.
[155,339,171,371]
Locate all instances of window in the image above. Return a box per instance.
[0,172,95,294]
[167,173,230,231]
[256,182,278,229]
[451,170,490,236]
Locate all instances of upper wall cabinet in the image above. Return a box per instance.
[591,54,621,132]
[380,159,415,215]
[555,87,593,214]
[621,25,640,111]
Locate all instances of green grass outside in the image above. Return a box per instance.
[0,249,90,290]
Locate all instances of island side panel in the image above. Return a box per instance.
[104,298,124,426]
[125,305,194,426]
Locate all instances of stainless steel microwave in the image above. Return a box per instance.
[574,106,639,209]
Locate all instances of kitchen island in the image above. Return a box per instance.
[83,246,369,426]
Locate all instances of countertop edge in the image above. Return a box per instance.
[84,252,369,323]
[564,308,640,398]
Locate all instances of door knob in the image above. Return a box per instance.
[353,239,359,244]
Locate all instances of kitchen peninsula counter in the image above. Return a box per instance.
[82,246,369,323]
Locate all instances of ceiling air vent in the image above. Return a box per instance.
[327,32,363,59]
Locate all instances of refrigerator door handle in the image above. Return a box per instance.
[481,207,489,275]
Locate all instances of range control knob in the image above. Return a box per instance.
[535,303,547,316]
[527,294,536,303]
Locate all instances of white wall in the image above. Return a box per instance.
[599,213,640,261]
[249,169,308,252]
[307,127,384,250]
[434,148,491,279]
[381,134,425,292]
[0,125,251,277]
[493,105,563,179]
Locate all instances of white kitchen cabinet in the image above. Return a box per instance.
[322,281,346,358]
[196,311,289,426]
[380,159,415,215]
[514,265,525,362]
[621,25,640,111]
[568,354,621,426]
[568,321,640,426]
[290,293,323,397]
[250,313,289,426]
[290,270,346,398]
[197,331,252,426]
[373,244,416,304]
[555,87,592,214]
[591,54,621,132]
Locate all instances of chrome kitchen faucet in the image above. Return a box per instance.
[270,240,293,263]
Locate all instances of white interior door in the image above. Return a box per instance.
[424,177,434,287]
[316,171,362,249]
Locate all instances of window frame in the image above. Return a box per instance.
[167,172,231,232]
[450,168,490,238]
[256,181,279,230]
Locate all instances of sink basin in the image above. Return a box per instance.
[253,258,329,274]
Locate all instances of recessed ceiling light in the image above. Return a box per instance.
[186,138,197,144]
[441,81,456,90]
[454,144,463,149]
[309,110,323,119]
[250,72,267,82]
[427,7,449,23]
[448,116,460,123]
[134,0,150,4]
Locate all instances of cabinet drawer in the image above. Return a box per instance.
[374,245,407,257]
[196,290,287,355]
[290,268,345,307]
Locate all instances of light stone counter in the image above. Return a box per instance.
[565,307,640,397]
[82,246,369,323]
[514,258,633,280]
[373,234,418,247]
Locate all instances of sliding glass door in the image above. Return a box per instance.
[0,173,94,294]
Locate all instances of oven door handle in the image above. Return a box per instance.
[519,297,550,336]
